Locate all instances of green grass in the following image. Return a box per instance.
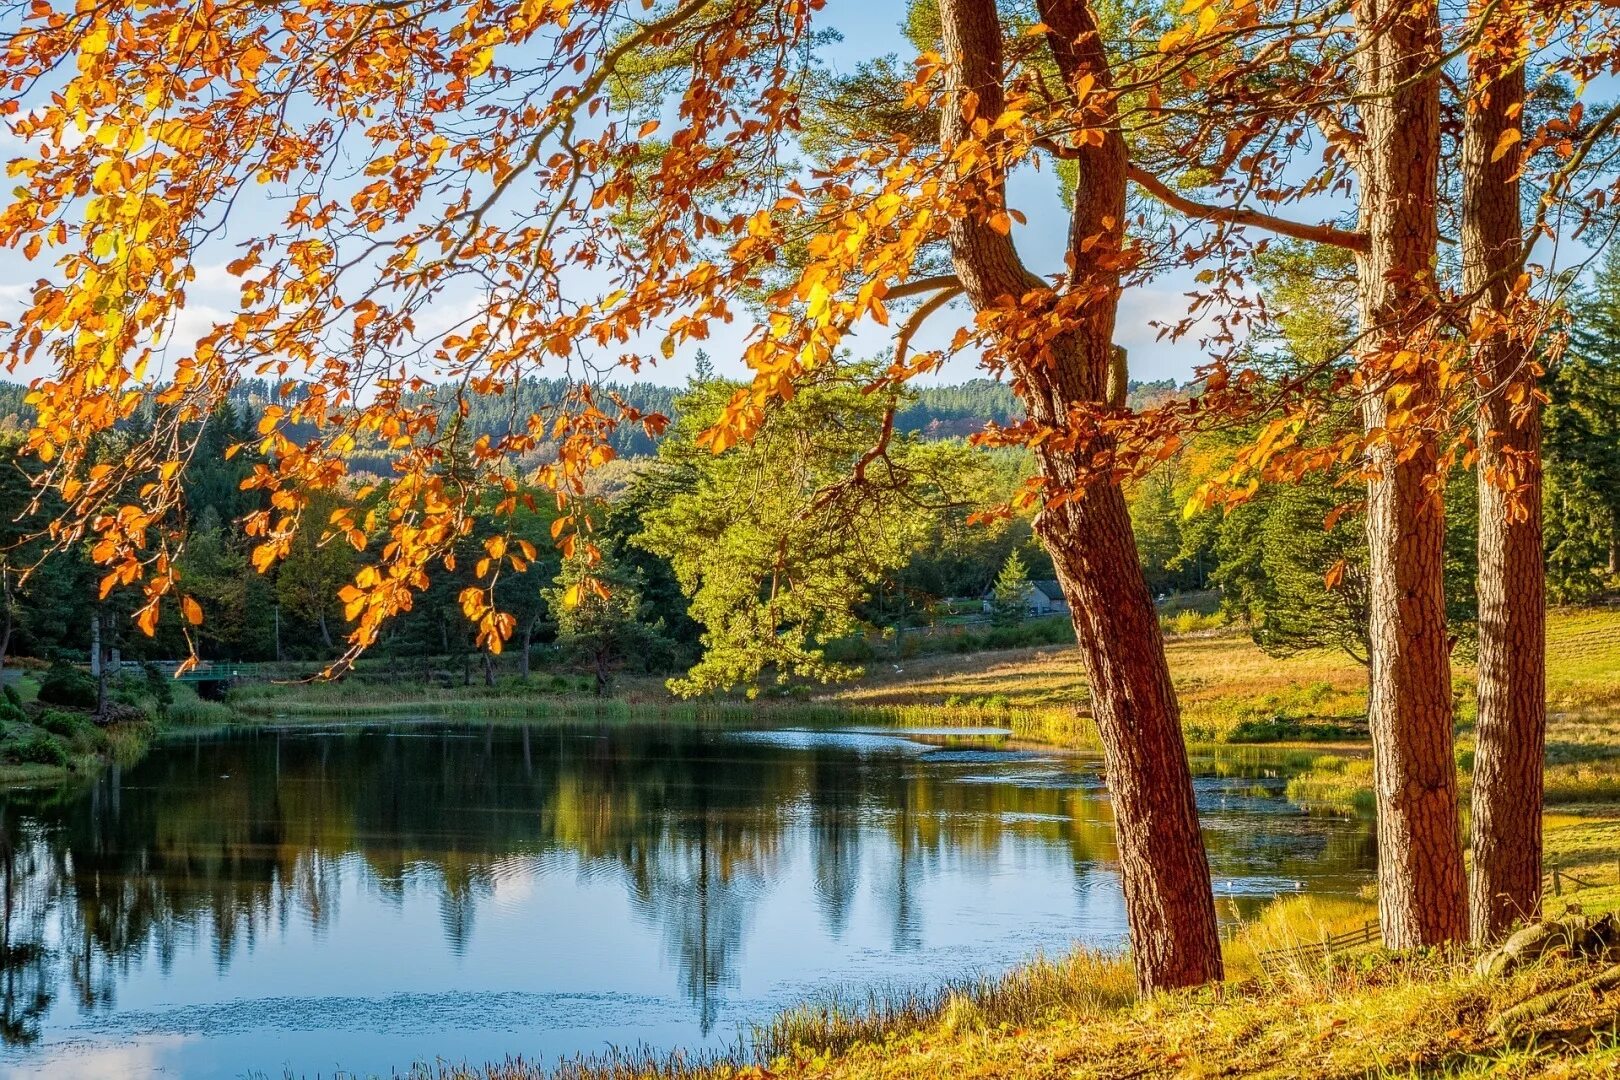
[1284,754,1378,815]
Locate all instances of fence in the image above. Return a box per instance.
[1546,861,1617,899]
[1254,919,1380,973]
[1255,859,1613,973]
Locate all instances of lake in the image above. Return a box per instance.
[0,721,1373,1079]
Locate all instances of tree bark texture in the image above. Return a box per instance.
[1462,2,1544,944]
[1352,0,1468,948]
[939,0,1222,991]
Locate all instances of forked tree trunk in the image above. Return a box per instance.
[939,0,1221,991]
[1352,0,1467,947]
[1463,3,1544,944]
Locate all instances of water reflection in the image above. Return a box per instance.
[0,723,1373,1079]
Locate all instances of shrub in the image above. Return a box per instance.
[37,664,98,709]
[2,732,69,768]
[37,709,83,738]
[2,684,21,709]
[38,710,108,753]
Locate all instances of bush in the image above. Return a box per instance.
[37,709,82,737]
[37,664,98,709]
[2,732,69,768]
[2,684,21,709]
[38,710,108,753]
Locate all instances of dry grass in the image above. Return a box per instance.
[835,607,1618,742]
[831,625,1371,744]
[399,943,1620,1080]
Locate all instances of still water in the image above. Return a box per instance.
[0,721,1373,1079]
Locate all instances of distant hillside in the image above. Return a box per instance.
[0,375,1186,462]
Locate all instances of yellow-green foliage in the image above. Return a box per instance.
[1284,755,1376,816]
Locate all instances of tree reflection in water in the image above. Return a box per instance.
[0,723,1375,1048]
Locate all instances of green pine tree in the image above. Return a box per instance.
[990,550,1031,628]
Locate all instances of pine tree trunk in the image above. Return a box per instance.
[1463,4,1543,944]
[1036,486,1223,989]
[939,0,1221,991]
[1353,0,1467,947]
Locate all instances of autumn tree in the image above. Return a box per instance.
[5,0,1616,990]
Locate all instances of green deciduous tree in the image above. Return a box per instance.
[547,546,669,695]
[637,371,977,697]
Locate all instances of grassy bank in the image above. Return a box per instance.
[0,666,232,786]
[386,889,1620,1079]
[221,608,1620,821]
[839,607,1620,815]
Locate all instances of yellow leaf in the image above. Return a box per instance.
[182,596,203,625]
[81,23,110,56]
[1490,128,1521,163]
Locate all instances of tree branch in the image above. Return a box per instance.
[884,274,965,300]
[895,285,965,370]
[1127,165,1370,252]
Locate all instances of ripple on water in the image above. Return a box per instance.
[67,991,689,1040]
[725,729,933,754]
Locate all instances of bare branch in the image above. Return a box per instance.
[1127,165,1370,252]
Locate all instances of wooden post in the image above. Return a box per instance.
[1552,869,1562,897]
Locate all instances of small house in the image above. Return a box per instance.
[981,580,1070,616]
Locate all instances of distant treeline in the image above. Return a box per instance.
[0,375,1183,461]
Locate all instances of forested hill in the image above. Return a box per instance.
[0,375,1182,457]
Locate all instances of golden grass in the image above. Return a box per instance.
[413,941,1620,1080]
[835,607,1617,738]
[830,625,1373,744]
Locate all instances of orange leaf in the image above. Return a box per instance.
[1324,559,1347,591]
